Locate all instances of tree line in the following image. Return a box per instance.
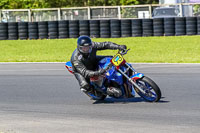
[0,0,158,9]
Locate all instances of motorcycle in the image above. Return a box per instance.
[65,49,161,102]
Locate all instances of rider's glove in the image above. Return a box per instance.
[118,45,127,51]
[97,68,106,75]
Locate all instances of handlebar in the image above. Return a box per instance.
[103,48,130,72]
[119,48,130,55]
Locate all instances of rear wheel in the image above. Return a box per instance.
[135,76,161,102]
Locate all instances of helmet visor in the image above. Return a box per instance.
[79,45,92,54]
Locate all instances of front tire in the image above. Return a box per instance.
[135,76,161,102]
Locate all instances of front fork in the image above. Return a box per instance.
[118,63,146,94]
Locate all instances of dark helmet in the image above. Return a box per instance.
[77,36,92,55]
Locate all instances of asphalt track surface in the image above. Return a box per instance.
[0,63,200,133]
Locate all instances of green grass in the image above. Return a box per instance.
[0,36,200,63]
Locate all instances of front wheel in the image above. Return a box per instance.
[134,76,161,102]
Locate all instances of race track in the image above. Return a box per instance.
[0,63,199,133]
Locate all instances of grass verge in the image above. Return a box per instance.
[0,36,200,63]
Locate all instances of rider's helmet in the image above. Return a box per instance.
[77,36,92,56]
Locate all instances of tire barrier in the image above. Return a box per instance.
[69,20,79,38]
[18,22,28,40]
[132,19,142,37]
[110,19,121,38]
[28,22,38,40]
[58,20,69,39]
[1,17,200,40]
[153,18,164,36]
[38,22,48,39]
[198,17,200,35]
[186,17,197,35]
[121,19,132,37]
[8,22,18,40]
[142,19,153,37]
[164,18,175,36]
[100,20,110,38]
[79,20,89,37]
[0,23,8,40]
[90,20,100,38]
[175,17,186,36]
[48,21,58,39]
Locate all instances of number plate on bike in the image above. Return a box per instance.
[111,54,124,67]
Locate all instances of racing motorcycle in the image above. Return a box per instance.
[65,49,161,102]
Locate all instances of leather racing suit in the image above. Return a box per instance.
[71,41,122,91]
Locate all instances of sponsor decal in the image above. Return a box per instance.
[78,55,82,60]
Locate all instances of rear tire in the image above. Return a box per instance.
[135,76,161,102]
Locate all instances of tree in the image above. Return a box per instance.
[0,0,159,9]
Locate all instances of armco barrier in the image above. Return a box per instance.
[1,17,200,40]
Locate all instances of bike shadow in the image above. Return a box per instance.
[93,97,169,104]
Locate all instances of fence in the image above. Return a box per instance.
[0,17,200,40]
[1,3,200,22]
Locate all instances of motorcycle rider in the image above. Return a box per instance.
[71,36,127,93]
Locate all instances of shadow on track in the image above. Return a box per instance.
[93,97,169,104]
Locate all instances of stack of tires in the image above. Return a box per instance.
[48,21,58,39]
[153,18,164,36]
[69,20,79,38]
[58,20,69,39]
[142,19,153,36]
[100,20,110,38]
[110,19,121,38]
[18,22,28,40]
[164,18,175,36]
[175,17,186,36]
[131,19,142,37]
[79,20,90,36]
[90,20,100,38]
[0,23,8,40]
[38,22,48,39]
[121,19,132,37]
[28,22,38,40]
[198,17,200,35]
[186,17,197,35]
[8,22,18,40]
